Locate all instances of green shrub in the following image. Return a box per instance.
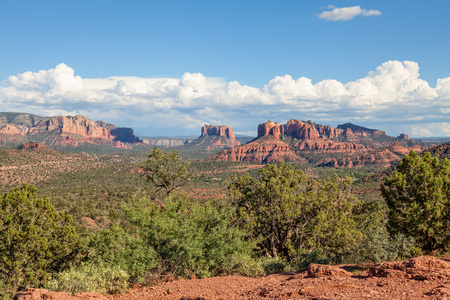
[82,224,158,282]
[228,162,383,263]
[45,263,129,295]
[0,184,79,297]
[381,150,450,252]
[349,226,418,263]
[292,249,332,270]
[122,193,261,279]
[261,258,291,274]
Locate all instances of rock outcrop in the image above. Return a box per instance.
[142,138,193,147]
[204,136,304,164]
[258,119,387,141]
[307,264,352,278]
[177,124,241,151]
[201,124,238,144]
[369,256,450,281]
[206,119,429,167]
[18,142,52,152]
[0,113,144,150]
[111,128,142,143]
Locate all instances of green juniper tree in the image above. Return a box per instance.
[381,150,450,252]
[141,147,191,195]
[228,162,376,262]
[0,184,79,297]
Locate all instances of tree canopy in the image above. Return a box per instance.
[381,150,450,252]
[228,162,376,262]
[141,147,191,195]
[0,184,79,295]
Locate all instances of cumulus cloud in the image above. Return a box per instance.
[318,5,382,21]
[1,61,450,137]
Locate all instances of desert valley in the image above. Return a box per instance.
[1,112,450,299]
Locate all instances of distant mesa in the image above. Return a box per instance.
[336,123,386,135]
[206,119,430,167]
[201,124,239,144]
[0,112,144,150]
[169,124,241,151]
[142,138,192,147]
[111,127,142,143]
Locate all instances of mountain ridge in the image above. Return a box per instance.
[0,112,143,150]
[205,119,430,167]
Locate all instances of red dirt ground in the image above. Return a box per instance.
[16,256,450,300]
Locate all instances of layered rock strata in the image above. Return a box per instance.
[206,119,428,167]
[0,113,143,149]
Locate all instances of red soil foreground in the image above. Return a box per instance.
[15,256,450,300]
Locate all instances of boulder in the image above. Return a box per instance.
[307,263,352,278]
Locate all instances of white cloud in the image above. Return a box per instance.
[1,60,450,137]
[318,6,381,21]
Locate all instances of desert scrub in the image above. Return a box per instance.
[82,223,158,283]
[45,263,129,295]
[122,193,261,279]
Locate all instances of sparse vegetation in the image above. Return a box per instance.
[1,141,449,297]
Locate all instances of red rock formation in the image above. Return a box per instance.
[316,142,426,168]
[204,136,304,164]
[257,121,283,139]
[294,140,368,152]
[0,124,26,135]
[0,114,143,149]
[111,127,142,143]
[30,115,112,139]
[18,142,52,151]
[258,119,347,141]
[201,124,238,143]
[206,119,429,168]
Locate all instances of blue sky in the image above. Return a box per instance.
[1,0,450,137]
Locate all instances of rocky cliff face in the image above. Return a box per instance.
[178,124,241,150]
[142,138,192,147]
[0,113,143,149]
[204,136,303,164]
[111,128,142,143]
[258,119,387,141]
[201,125,238,144]
[206,119,429,168]
[29,115,113,139]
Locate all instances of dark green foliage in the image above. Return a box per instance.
[381,150,450,252]
[228,162,380,263]
[82,224,158,282]
[122,193,262,279]
[141,147,191,195]
[0,184,79,297]
[228,162,308,259]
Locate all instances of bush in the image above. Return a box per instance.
[122,193,262,279]
[45,263,129,295]
[349,226,418,263]
[382,150,450,252]
[0,184,79,297]
[82,224,158,282]
[228,162,383,263]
